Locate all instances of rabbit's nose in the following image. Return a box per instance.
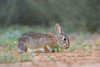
[65,44,70,48]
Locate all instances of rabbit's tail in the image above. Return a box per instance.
[14,41,18,45]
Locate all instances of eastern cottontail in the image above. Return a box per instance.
[18,23,69,53]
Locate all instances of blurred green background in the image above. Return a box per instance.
[0,0,100,32]
[0,1,100,62]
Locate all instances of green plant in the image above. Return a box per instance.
[69,43,80,52]
[0,53,18,63]
[87,49,91,54]
[54,46,65,52]
[19,53,30,62]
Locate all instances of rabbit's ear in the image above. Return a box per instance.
[55,23,63,34]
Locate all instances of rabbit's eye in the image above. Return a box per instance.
[64,38,66,41]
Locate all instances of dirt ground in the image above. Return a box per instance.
[0,51,100,67]
[0,35,100,67]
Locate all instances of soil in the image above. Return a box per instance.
[0,35,100,67]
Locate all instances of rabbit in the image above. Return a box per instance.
[18,23,69,53]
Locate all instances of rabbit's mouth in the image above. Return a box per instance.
[57,41,69,48]
[64,45,69,49]
[63,44,70,48]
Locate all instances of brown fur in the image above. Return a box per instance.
[18,32,58,50]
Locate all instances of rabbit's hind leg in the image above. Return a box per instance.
[18,42,27,53]
[46,45,55,52]
[44,45,50,53]
[44,45,55,53]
